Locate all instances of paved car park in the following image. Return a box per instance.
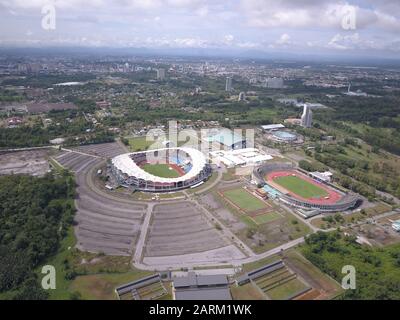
[144,201,229,257]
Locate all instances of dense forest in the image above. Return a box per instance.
[0,173,76,299]
[302,231,400,300]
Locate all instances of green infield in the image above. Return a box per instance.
[223,188,268,212]
[142,164,181,178]
[252,212,281,225]
[274,175,328,199]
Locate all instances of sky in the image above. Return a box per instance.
[1,0,400,58]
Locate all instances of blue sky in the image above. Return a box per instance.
[0,0,400,58]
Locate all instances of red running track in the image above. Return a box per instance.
[266,170,342,205]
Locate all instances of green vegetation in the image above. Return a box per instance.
[274,175,328,198]
[0,172,76,299]
[141,163,181,178]
[223,188,268,211]
[302,231,400,300]
[69,269,153,300]
[252,212,281,224]
[266,278,308,300]
[128,136,156,151]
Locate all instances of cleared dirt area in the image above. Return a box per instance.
[144,201,232,257]
[56,150,146,256]
[0,149,50,176]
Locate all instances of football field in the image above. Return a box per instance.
[142,164,181,178]
[274,175,328,199]
[223,188,268,212]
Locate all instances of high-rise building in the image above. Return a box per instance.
[301,104,313,128]
[156,68,166,80]
[238,92,245,101]
[225,77,232,92]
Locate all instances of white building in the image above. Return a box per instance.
[310,171,333,183]
[392,220,400,232]
[301,104,313,128]
[156,68,166,81]
[209,148,273,168]
[225,77,232,92]
[238,92,245,101]
[260,124,285,131]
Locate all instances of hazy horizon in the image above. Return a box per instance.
[1,1,400,60]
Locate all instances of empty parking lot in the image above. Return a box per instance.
[55,149,146,256]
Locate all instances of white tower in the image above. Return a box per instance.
[301,104,313,128]
[225,77,232,92]
[156,68,166,80]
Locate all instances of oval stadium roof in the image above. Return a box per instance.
[111,147,208,184]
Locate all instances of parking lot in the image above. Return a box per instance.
[71,142,126,159]
[144,201,229,257]
[55,149,146,256]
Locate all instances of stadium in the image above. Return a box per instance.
[252,163,361,212]
[109,147,212,192]
[271,130,298,142]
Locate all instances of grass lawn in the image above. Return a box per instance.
[230,283,265,300]
[70,269,154,300]
[38,226,77,300]
[142,163,181,178]
[223,188,268,212]
[252,212,281,225]
[274,175,328,198]
[266,278,308,300]
[128,136,157,152]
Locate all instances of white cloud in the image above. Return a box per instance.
[276,33,291,45]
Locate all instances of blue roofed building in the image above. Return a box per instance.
[207,129,246,150]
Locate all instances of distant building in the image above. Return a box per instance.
[284,118,302,126]
[208,129,246,150]
[209,148,273,168]
[225,76,232,92]
[344,83,368,97]
[392,222,400,232]
[392,220,400,232]
[301,104,313,128]
[156,68,166,81]
[7,117,23,127]
[238,92,245,101]
[309,171,333,183]
[278,98,298,105]
[260,124,285,132]
[265,77,284,89]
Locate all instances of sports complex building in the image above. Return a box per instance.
[252,163,361,212]
[110,147,212,192]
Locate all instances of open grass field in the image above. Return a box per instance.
[222,188,268,212]
[128,136,157,152]
[142,163,181,178]
[230,283,265,300]
[252,212,281,225]
[274,175,328,199]
[70,270,154,300]
[266,278,308,300]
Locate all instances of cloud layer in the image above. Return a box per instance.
[0,0,400,57]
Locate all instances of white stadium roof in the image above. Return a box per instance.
[111,147,207,183]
